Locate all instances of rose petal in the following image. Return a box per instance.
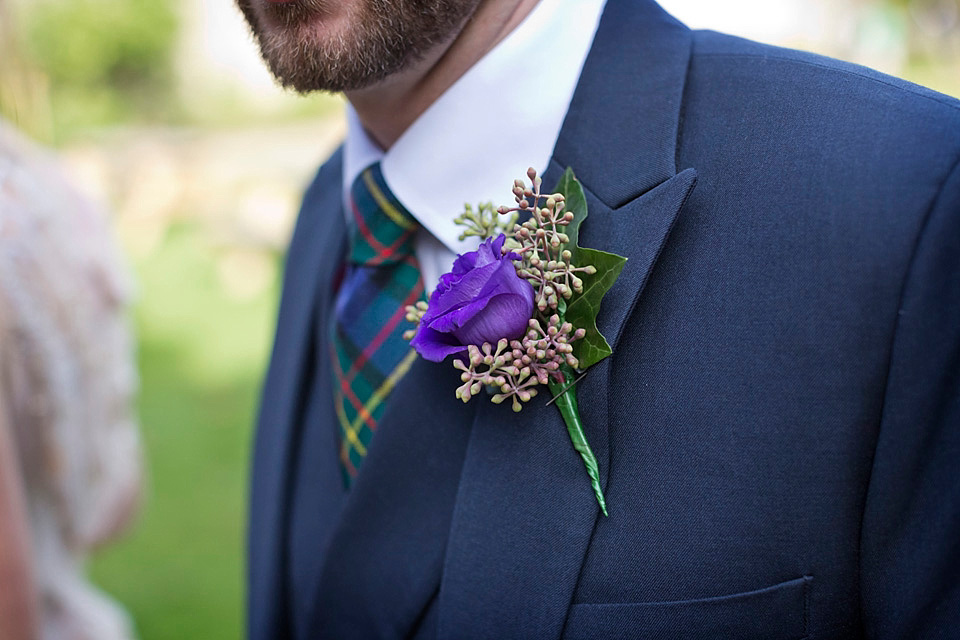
[437,260,522,326]
[435,271,459,294]
[421,260,500,321]
[434,295,490,332]
[453,291,534,346]
[412,234,532,360]
[410,325,469,362]
[475,258,533,304]
[490,234,506,256]
[433,234,507,299]
[451,261,534,344]
[429,257,534,340]
[473,239,496,267]
[471,234,505,269]
[450,249,478,276]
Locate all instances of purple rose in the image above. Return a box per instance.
[411,234,535,362]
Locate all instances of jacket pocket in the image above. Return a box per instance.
[563,576,811,640]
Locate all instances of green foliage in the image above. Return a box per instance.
[455,202,518,242]
[564,247,626,370]
[25,0,177,86]
[90,223,279,640]
[551,169,627,370]
[22,0,179,131]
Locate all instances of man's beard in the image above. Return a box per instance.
[236,0,481,93]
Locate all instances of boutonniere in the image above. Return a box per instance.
[405,168,626,515]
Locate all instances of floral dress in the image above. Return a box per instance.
[0,119,141,640]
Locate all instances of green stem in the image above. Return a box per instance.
[548,369,608,516]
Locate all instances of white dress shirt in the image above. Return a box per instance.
[343,0,606,292]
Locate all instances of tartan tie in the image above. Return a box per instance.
[331,162,425,487]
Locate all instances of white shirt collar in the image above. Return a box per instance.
[343,0,606,257]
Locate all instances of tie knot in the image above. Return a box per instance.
[348,163,418,265]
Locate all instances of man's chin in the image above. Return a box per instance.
[237,0,357,92]
[237,0,480,94]
[243,0,340,34]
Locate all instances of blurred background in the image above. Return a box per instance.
[0,0,957,638]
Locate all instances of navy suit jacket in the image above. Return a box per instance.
[248,1,960,637]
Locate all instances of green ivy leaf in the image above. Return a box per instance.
[565,247,627,370]
[552,168,628,371]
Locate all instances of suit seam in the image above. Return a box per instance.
[855,149,960,625]
[695,52,960,113]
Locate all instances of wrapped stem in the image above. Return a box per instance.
[547,369,608,516]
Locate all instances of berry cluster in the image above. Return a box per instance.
[498,169,597,313]
[453,202,518,242]
[453,315,586,411]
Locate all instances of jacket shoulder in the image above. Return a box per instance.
[679,30,960,275]
[690,30,960,131]
[683,30,960,202]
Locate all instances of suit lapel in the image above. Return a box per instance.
[248,152,347,640]
[437,1,697,637]
[552,0,693,208]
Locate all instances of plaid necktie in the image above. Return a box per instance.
[330,162,425,487]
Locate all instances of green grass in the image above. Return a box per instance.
[90,222,280,640]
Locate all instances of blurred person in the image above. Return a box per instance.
[0,118,141,640]
[240,0,960,637]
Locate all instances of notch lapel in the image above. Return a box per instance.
[248,151,347,640]
[437,1,697,637]
[552,0,693,208]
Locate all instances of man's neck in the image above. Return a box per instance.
[345,0,540,150]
